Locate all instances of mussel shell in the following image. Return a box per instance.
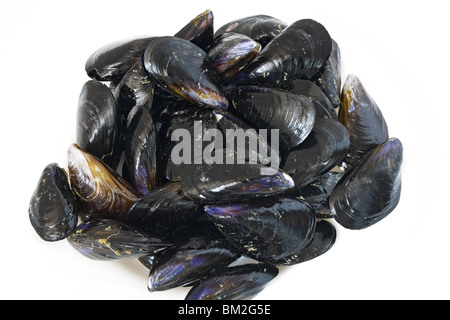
[271,220,337,265]
[67,144,140,222]
[208,32,261,82]
[230,86,316,150]
[114,59,154,125]
[282,118,350,188]
[67,219,171,261]
[330,138,403,230]
[125,105,161,195]
[175,9,214,51]
[214,15,288,48]
[148,222,241,292]
[185,263,279,300]
[289,79,337,120]
[76,80,121,169]
[29,163,79,241]
[85,36,155,81]
[297,171,344,218]
[143,36,228,109]
[205,196,316,261]
[126,182,204,236]
[180,148,294,204]
[339,74,389,167]
[235,19,332,88]
[312,39,342,108]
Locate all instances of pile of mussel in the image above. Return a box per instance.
[28,10,403,300]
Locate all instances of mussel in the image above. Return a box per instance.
[339,74,389,167]
[272,220,336,265]
[148,222,240,292]
[312,39,342,108]
[143,36,228,109]
[67,219,171,261]
[235,19,332,88]
[208,32,261,82]
[126,182,204,236]
[175,9,214,51]
[205,196,316,261]
[85,36,155,81]
[125,105,161,195]
[76,80,121,169]
[330,138,403,230]
[230,86,316,150]
[29,163,79,241]
[185,263,279,300]
[282,118,350,188]
[67,144,140,222]
[214,15,288,48]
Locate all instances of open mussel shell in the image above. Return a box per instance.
[330,138,403,230]
[29,163,79,241]
[126,182,204,237]
[67,144,140,222]
[208,32,261,82]
[175,9,214,51]
[230,86,316,150]
[180,148,294,204]
[148,222,241,292]
[185,263,279,300]
[312,39,342,108]
[339,74,389,167]
[85,36,155,81]
[271,220,337,265]
[205,196,316,261]
[143,36,228,110]
[235,19,332,88]
[67,219,172,261]
[125,105,161,195]
[282,118,350,188]
[214,15,288,48]
[76,80,121,169]
[114,59,154,126]
[289,79,337,120]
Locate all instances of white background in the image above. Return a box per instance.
[1,0,448,300]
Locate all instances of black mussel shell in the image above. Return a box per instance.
[180,148,294,204]
[271,220,337,265]
[76,80,121,169]
[289,79,337,120]
[160,101,218,181]
[312,39,342,108]
[114,59,155,127]
[282,118,350,188]
[330,138,403,230]
[85,36,155,81]
[126,182,204,236]
[67,144,140,222]
[205,196,316,261]
[143,36,228,109]
[67,219,172,261]
[230,86,316,150]
[148,222,241,292]
[297,171,344,218]
[214,15,288,48]
[29,163,79,241]
[185,263,279,300]
[125,105,161,196]
[208,32,261,82]
[175,9,214,51]
[339,74,389,167]
[235,19,332,88]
